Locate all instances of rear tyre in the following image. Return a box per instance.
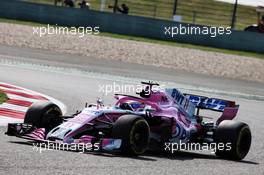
[24,101,63,132]
[214,120,251,160]
[112,115,150,155]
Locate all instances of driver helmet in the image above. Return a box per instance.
[121,101,145,111]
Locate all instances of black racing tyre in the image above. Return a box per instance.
[112,115,150,155]
[214,120,251,160]
[24,101,63,132]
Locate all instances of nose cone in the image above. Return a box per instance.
[46,126,72,142]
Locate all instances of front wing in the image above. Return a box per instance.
[5,123,122,152]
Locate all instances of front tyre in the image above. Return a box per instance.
[24,101,63,132]
[214,120,251,160]
[112,115,150,155]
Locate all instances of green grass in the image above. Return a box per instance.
[0,91,7,104]
[24,0,258,30]
[0,17,263,59]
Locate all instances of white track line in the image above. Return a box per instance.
[5,94,41,103]
[0,103,28,112]
[0,116,23,125]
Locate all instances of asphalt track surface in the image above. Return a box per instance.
[0,44,263,175]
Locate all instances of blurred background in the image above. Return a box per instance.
[23,0,264,30]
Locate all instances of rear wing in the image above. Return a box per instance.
[184,94,238,112]
[184,94,239,124]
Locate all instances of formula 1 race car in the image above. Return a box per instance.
[6,82,251,160]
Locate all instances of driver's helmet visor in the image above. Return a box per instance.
[130,102,145,111]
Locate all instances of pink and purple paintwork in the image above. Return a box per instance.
[24,87,239,152]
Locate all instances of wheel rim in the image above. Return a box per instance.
[43,106,62,131]
[129,120,149,154]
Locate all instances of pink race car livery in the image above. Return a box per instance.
[6,82,251,160]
